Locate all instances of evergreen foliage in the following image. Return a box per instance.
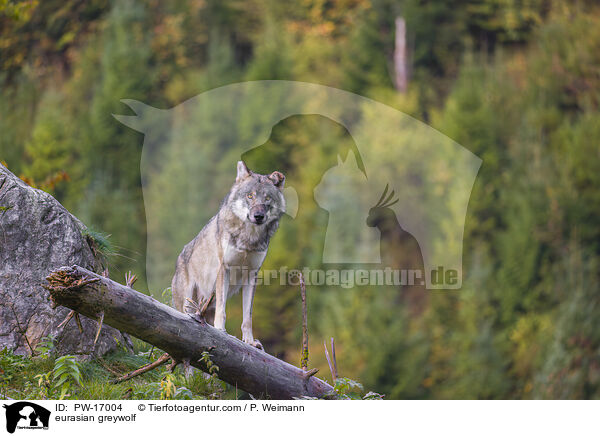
[1,0,599,399]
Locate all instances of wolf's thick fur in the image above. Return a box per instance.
[172,161,286,350]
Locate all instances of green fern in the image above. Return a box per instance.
[52,355,82,400]
[34,335,56,358]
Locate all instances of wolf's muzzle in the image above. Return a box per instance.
[249,205,267,225]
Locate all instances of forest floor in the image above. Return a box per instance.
[0,339,231,400]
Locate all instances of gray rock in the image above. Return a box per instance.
[0,164,130,357]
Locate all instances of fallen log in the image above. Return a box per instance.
[44,265,333,400]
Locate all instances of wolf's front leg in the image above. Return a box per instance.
[213,267,229,332]
[241,272,263,350]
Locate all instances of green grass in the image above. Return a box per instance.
[81,227,115,263]
[0,339,231,400]
[1,338,376,400]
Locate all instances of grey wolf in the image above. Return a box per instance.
[172,161,286,350]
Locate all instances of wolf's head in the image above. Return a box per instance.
[229,161,286,225]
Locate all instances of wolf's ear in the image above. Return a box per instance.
[268,171,285,190]
[236,161,252,182]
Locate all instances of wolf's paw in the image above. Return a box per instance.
[244,338,264,351]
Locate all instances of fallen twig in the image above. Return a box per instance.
[112,353,171,384]
[9,303,35,355]
[74,312,83,334]
[330,337,338,379]
[185,294,214,320]
[97,358,123,377]
[125,271,137,288]
[57,310,76,329]
[93,311,104,346]
[324,337,339,383]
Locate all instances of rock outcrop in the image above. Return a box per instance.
[0,164,130,356]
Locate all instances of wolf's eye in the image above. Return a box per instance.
[246,193,254,200]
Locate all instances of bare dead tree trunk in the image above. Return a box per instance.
[394,17,409,93]
[45,266,332,400]
[300,274,309,371]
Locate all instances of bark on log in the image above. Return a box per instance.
[44,265,333,400]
